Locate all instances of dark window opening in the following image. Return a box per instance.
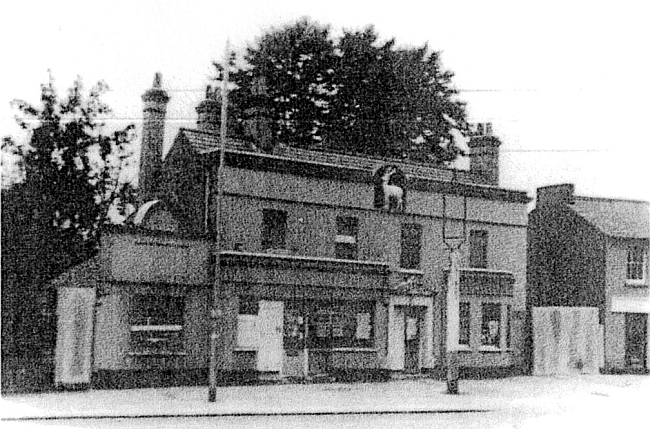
[627,246,646,281]
[239,296,259,315]
[284,300,374,350]
[469,230,488,269]
[459,302,470,346]
[481,302,501,348]
[400,223,422,269]
[262,209,287,251]
[335,216,358,260]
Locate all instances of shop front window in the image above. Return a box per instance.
[130,294,185,355]
[481,302,502,349]
[285,300,374,350]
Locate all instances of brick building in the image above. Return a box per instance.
[53,75,530,388]
[528,184,650,373]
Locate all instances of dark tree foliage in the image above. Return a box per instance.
[3,74,136,259]
[1,75,136,376]
[224,18,339,149]
[217,20,469,164]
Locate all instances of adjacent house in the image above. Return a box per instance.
[528,184,650,373]
[53,74,530,389]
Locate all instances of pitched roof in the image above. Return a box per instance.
[571,197,650,239]
[176,128,495,186]
[50,257,105,288]
[181,129,254,155]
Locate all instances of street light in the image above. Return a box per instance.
[442,174,466,394]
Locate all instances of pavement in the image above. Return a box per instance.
[1,375,649,423]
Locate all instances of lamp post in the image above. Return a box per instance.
[208,41,230,403]
[442,176,466,395]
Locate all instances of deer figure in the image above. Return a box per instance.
[381,167,403,210]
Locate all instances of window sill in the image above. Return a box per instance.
[479,346,503,353]
[395,268,424,275]
[127,351,187,357]
[457,345,472,353]
[309,348,377,353]
[130,325,183,332]
[625,280,648,288]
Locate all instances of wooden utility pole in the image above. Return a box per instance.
[208,41,230,403]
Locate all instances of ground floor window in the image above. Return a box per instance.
[130,294,185,355]
[481,303,502,348]
[284,300,374,350]
[458,299,511,351]
[459,302,471,347]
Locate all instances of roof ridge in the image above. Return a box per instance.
[574,195,649,205]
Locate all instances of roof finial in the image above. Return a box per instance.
[153,72,162,88]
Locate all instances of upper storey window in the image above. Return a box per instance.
[261,209,287,251]
[627,245,647,285]
[400,223,422,270]
[469,230,488,269]
[335,216,358,260]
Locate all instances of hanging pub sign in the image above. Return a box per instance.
[373,165,407,212]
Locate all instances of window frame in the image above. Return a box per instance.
[261,209,288,251]
[469,230,488,269]
[478,301,511,352]
[335,216,359,260]
[626,245,647,285]
[458,301,471,349]
[400,223,423,270]
[130,294,185,356]
[303,300,375,350]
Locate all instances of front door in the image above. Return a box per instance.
[404,307,422,373]
[257,301,284,372]
[625,313,647,369]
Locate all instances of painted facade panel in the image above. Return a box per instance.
[54,288,96,387]
[93,290,130,370]
[107,234,210,286]
[223,167,373,210]
[256,301,284,372]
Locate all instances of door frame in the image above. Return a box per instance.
[624,312,648,369]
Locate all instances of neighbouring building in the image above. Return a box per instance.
[528,184,650,373]
[52,74,530,389]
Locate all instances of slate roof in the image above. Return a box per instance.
[50,257,105,288]
[571,196,650,239]
[176,128,497,187]
[182,129,253,155]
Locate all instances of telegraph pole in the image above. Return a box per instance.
[208,41,230,403]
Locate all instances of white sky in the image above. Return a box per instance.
[2,0,649,203]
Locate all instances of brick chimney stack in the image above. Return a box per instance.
[468,122,501,186]
[139,72,170,202]
[196,85,220,133]
[536,184,576,207]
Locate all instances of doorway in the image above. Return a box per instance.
[625,313,647,369]
[404,307,424,373]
